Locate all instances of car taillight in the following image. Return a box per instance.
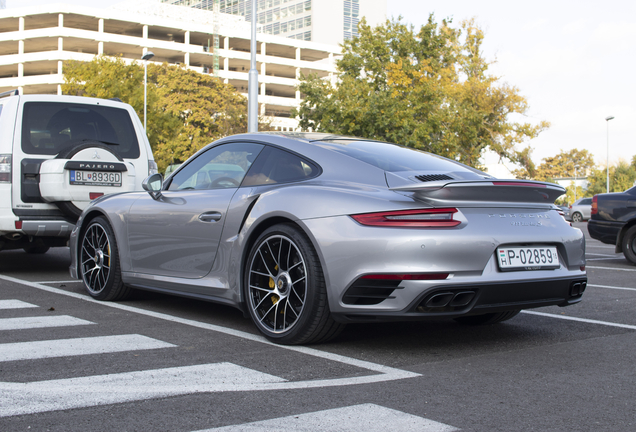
[148,159,158,175]
[591,195,598,215]
[0,154,11,183]
[351,208,460,228]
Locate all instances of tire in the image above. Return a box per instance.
[572,212,583,222]
[244,223,345,345]
[454,310,520,325]
[54,141,123,221]
[23,246,50,254]
[79,216,131,301]
[621,225,636,265]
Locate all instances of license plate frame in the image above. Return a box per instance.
[497,246,560,271]
[70,170,122,187]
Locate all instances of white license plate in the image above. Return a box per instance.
[70,170,122,187]
[497,246,560,271]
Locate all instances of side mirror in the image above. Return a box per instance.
[142,173,163,200]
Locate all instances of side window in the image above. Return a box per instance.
[581,198,592,205]
[242,146,320,186]
[167,143,264,191]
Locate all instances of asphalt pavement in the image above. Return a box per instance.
[0,221,634,431]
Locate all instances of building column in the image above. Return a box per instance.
[184,30,190,66]
[223,36,228,50]
[295,67,300,101]
[98,18,104,55]
[58,37,63,52]
[58,13,63,28]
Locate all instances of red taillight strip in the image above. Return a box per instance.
[351,208,460,228]
[492,181,547,188]
[361,273,449,281]
[591,195,598,215]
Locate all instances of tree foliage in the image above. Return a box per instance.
[293,16,548,168]
[62,56,253,171]
[586,159,636,196]
[515,148,596,182]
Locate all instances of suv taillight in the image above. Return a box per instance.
[148,159,158,175]
[591,195,598,215]
[0,155,11,183]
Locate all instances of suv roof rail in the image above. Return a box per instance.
[0,89,19,99]
[108,97,123,102]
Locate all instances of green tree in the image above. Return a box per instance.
[587,160,636,195]
[150,63,249,167]
[532,149,596,182]
[62,56,254,171]
[294,16,547,167]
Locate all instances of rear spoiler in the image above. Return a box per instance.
[390,180,565,205]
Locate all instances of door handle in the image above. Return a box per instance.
[198,212,222,222]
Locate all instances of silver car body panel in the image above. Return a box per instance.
[69,133,586,320]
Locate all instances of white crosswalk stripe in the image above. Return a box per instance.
[197,404,458,432]
[0,300,38,310]
[0,334,176,362]
[0,315,93,331]
[0,363,286,417]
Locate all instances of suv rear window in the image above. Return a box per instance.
[21,102,140,158]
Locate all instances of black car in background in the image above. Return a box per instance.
[588,186,636,264]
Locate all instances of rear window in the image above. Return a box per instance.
[21,102,140,158]
[315,140,484,174]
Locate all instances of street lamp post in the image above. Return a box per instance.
[142,51,155,132]
[605,115,615,193]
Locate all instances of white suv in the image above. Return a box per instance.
[0,91,157,253]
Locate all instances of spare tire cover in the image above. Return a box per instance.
[39,140,129,221]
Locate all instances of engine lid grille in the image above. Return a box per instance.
[415,174,454,182]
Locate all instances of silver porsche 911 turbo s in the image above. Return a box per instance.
[69,132,587,345]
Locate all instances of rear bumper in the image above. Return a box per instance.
[333,276,587,323]
[588,219,623,245]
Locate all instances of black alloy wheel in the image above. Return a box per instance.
[79,216,130,301]
[244,223,344,345]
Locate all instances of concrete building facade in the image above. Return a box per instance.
[0,1,342,130]
[162,0,387,46]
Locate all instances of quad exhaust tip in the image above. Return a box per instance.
[424,290,476,309]
[570,281,587,297]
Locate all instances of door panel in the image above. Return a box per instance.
[127,189,235,278]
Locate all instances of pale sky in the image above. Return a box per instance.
[8,0,635,172]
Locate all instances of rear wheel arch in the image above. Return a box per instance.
[239,216,301,307]
[621,224,636,265]
[616,219,636,252]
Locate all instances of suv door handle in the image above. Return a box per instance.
[198,212,222,222]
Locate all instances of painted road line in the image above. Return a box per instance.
[588,284,636,292]
[0,334,176,362]
[0,300,38,310]
[587,265,636,271]
[0,363,286,417]
[198,404,458,432]
[586,257,625,261]
[0,274,420,382]
[522,311,636,330]
[0,316,93,331]
[37,280,83,284]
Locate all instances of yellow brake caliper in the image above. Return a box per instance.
[270,265,279,305]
